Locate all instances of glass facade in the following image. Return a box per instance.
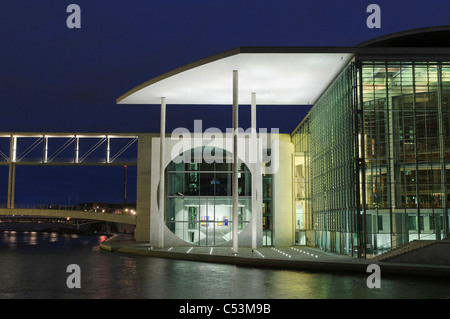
[166,147,252,246]
[360,61,450,257]
[293,60,450,258]
[308,63,360,256]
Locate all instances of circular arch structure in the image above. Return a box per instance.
[357,25,450,48]
[165,146,253,246]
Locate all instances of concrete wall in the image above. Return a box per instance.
[149,137,186,247]
[134,133,154,241]
[137,132,292,248]
[149,133,264,248]
[272,134,294,247]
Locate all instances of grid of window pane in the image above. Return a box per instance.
[360,61,450,257]
[292,60,450,258]
[308,62,359,255]
[166,147,252,246]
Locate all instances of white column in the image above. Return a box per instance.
[106,135,110,163]
[74,136,79,163]
[10,135,17,163]
[11,164,15,209]
[43,135,48,163]
[232,70,239,255]
[7,136,17,209]
[7,163,11,209]
[159,97,166,248]
[251,92,257,250]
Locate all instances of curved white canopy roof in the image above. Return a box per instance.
[117,48,354,105]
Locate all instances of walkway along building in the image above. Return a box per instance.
[117,26,450,258]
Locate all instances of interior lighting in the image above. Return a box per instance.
[117,51,355,106]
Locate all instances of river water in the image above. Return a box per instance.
[0,231,449,299]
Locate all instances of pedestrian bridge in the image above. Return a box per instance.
[0,208,137,225]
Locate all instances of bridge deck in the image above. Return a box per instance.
[0,208,136,225]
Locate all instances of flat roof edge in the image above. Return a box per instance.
[116,46,450,105]
[116,47,360,105]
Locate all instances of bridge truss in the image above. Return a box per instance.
[0,133,139,209]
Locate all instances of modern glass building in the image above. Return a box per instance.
[118,26,450,258]
[292,27,450,258]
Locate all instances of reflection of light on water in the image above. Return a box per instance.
[7,231,17,247]
[50,233,58,243]
[63,234,72,243]
[10,231,17,246]
[90,235,108,251]
[29,232,37,246]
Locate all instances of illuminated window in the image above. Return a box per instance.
[166,147,252,246]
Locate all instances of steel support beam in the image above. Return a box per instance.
[43,135,48,163]
[106,135,111,163]
[7,136,17,209]
[74,136,80,163]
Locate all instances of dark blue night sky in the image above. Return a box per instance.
[1,0,449,205]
